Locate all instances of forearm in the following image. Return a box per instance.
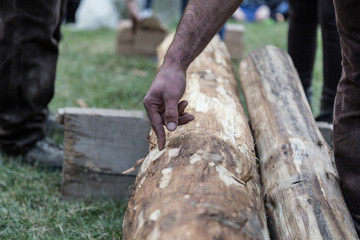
[126,0,140,21]
[164,0,243,70]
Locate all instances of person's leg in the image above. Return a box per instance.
[316,0,341,122]
[287,0,317,104]
[65,0,81,23]
[181,0,188,14]
[0,0,67,155]
[254,5,270,22]
[144,0,153,10]
[333,0,360,235]
[239,5,259,22]
[274,2,289,22]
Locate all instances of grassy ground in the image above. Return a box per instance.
[0,20,323,239]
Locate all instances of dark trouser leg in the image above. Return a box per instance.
[144,0,153,9]
[288,0,317,93]
[65,0,81,23]
[333,0,360,235]
[0,0,67,154]
[318,0,341,121]
[181,0,188,14]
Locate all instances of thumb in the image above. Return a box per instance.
[164,100,179,131]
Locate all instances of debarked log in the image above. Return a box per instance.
[122,35,270,239]
[239,46,358,239]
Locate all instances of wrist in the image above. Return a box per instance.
[163,43,192,72]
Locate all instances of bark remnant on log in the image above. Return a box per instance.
[239,46,358,239]
[122,35,270,240]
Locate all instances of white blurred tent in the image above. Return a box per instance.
[74,0,119,30]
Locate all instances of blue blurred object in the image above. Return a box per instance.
[144,0,153,10]
[240,5,262,22]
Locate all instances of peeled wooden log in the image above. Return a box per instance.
[122,35,270,239]
[239,46,358,239]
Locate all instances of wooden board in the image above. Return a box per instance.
[116,20,134,55]
[239,46,358,239]
[316,121,333,148]
[122,35,270,240]
[59,107,150,201]
[224,23,245,60]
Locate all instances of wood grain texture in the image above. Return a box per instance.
[60,108,150,200]
[239,46,358,239]
[122,35,270,240]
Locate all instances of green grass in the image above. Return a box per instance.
[51,28,157,111]
[0,157,127,239]
[0,21,324,239]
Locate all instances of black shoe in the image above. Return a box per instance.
[315,109,333,124]
[22,138,63,169]
[45,113,64,132]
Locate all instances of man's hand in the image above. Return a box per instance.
[143,0,242,150]
[143,64,194,150]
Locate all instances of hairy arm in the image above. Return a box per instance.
[166,0,243,70]
[143,0,242,150]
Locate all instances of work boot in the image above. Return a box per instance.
[315,87,336,124]
[22,138,63,169]
[45,113,63,131]
[315,109,333,123]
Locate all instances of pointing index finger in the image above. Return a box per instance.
[146,108,166,150]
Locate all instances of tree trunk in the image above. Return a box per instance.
[238,46,358,239]
[122,35,270,240]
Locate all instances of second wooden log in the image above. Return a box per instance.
[239,46,358,239]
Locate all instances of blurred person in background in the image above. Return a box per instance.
[233,0,270,22]
[233,0,289,23]
[288,0,341,123]
[142,0,154,17]
[65,0,82,23]
[126,0,142,32]
[267,0,289,22]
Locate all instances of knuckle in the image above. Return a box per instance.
[165,109,178,118]
[143,98,151,109]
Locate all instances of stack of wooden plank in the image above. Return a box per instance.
[224,23,245,60]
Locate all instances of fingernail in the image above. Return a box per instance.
[167,122,176,131]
